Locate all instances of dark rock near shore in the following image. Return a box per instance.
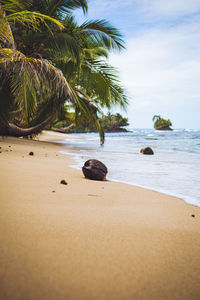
[60,179,68,185]
[82,159,108,181]
[140,147,154,155]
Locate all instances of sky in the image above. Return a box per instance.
[74,0,200,129]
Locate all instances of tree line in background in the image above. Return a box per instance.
[0,0,128,144]
[53,112,129,133]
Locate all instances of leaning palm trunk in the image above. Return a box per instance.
[4,106,59,137]
[53,123,75,133]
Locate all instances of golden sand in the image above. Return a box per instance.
[0,131,200,300]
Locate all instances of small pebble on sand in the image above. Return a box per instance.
[60,180,68,185]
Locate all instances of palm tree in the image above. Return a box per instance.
[152,115,161,122]
[0,0,128,143]
[0,4,73,136]
[45,15,127,143]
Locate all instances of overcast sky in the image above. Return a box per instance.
[75,0,200,129]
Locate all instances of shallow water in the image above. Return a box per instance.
[58,129,200,207]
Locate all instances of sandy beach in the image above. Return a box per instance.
[0,131,200,300]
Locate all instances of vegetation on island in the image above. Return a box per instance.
[152,115,172,130]
[0,0,128,144]
[53,112,129,133]
[100,113,129,132]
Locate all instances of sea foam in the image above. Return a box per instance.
[58,129,200,207]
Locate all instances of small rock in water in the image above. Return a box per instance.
[29,151,34,156]
[60,179,68,185]
[82,159,108,181]
[140,147,154,155]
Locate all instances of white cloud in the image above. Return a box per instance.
[87,0,200,19]
[109,21,200,128]
[140,0,200,17]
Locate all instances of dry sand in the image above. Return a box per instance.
[0,131,200,300]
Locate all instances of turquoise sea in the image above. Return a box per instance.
[58,129,200,207]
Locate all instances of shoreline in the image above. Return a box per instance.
[0,131,200,300]
[61,149,190,207]
[62,148,200,208]
[58,135,200,208]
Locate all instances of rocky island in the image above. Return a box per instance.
[152,115,173,131]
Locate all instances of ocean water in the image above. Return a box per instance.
[58,129,200,207]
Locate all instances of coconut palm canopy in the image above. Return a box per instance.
[0,0,128,144]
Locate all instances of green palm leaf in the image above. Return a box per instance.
[79,59,128,109]
[48,0,88,17]
[0,48,73,122]
[7,11,64,32]
[47,31,82,64]
[80,19,125,51]
[72,91,105,144]
[0,6,15,48]
[1,0,31,13]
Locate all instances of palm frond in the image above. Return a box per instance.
[48,0,88,17]
[0,48,24,57]
[0,78,14,128]
[72,91,105,144]
[47,31,81,64]
[26,94,59,127]
[80,19,125,51]
[0,6,15,48]
[0,48,73,122]
[9,69,38,123]
[79,59,128,109]
[1,0,26,13]
[83,47,108,59]
[7,11,64,32]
